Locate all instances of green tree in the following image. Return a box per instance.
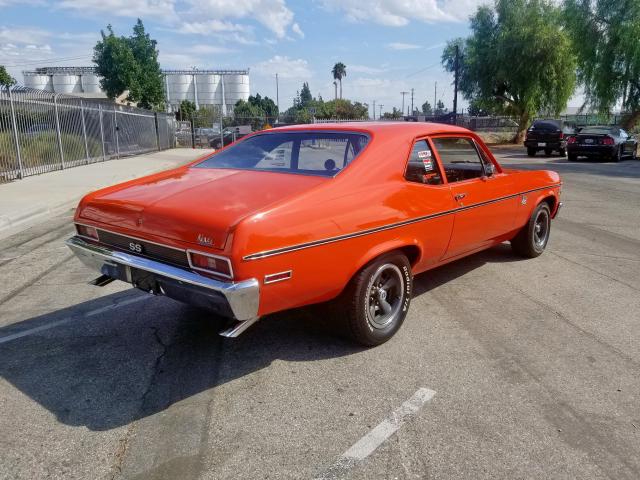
[299,82,313,106]
[332,62,347,99]
[421,100,433,115]
[564,0,640,129]
[93,19,164,109]
[434,100,447,115]
[381,107,403,119]
[0,66,16,87]
[443,0,576,142]
[178,100,196,121]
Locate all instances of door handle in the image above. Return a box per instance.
[454,193,467,201]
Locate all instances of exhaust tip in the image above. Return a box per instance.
[219,317,260,338]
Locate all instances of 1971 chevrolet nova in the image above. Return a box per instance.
[67,123,562,346]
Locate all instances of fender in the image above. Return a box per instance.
[348,238,424,282]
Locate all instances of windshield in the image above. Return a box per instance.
[195,131,370,177]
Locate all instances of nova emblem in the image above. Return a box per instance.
[129,242,143,253]
[197,234,213,246]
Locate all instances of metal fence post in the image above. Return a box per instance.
[154,112,160,151]
[113,107,120,158]
[7,87,24,179]
[98,104,106,161]
[79,99,90,163]
[53,94,65,169]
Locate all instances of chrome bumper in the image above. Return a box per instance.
[65,236,259,321]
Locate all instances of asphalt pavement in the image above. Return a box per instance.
[0,148,638,480]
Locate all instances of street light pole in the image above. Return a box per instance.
[379,104,384,119]
[372,100,376,120]
[411,88,414,115]
[275,73,279,122]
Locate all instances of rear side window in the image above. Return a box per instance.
[531,120,561,131]
[195,132,369,177]
[405,140,443,185]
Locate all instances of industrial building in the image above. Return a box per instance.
[22,67,250,113]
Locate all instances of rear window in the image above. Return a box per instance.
[530,120,561,131]
[580,126,615,135]
[195,132,370,177]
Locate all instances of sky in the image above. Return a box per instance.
[0,0,581,115]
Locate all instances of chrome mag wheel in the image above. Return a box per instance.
[366,263,404,329]
[533,208,550,248]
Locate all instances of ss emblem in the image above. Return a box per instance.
[129,242,143,253]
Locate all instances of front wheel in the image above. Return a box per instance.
[511,203,551,258]
[340,252,412,346]
[527,148,536,157]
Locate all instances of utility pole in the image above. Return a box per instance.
[453,44,459,124]
[275,73,279,121]
[410,88,414,115]
[400,91,408,117]
[372,100,376,120]
[379,104,384,119]
[434,82,437,114]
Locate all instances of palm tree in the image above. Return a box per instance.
[332,62,346,99]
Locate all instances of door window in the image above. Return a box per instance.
[405,140,443,185]
[432,137,485,183]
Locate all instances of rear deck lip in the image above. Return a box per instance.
[65,236,259,321]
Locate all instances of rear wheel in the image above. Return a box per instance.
[613,146,622,162]
[527,148,536,157]
[568,153,577,161]
[633,145,638,160]
[340,252,412,346]
[511,203,551,258]
[559,147,566,157]
[544,148,552,157]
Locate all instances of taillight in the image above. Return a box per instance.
[558,132,564,139]
[567,136,577,144]
[188,251,233,279]
[77,223,98,240]
[602,136,615,145]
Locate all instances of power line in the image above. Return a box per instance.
[406,60,441,79]
[3,55,93,68]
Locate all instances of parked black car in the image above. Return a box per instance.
[524,119,576,157]
[208,129,250,149]
[567,126,638,162]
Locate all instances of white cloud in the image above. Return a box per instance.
[58,0,177,20]
[387,42,421,50]
[291,22,304,38]
[183,0,296,38]
[253,55,312,79]
[178,20,250,34]
[320,0,489,25]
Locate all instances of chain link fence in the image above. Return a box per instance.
[0,86,177,184]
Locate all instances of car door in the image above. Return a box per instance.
[431,135,520,260]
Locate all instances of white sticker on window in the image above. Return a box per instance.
[417,150,431,159]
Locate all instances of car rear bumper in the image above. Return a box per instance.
[524,140,566,150]
[567,145,616,157]
[66,236,259,321]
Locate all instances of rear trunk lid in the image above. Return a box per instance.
[78,167,327,249]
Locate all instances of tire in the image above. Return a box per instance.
[568,153,577,162]
[559,148,566,157]
[527,148,536,157]
[544,148,552,157]
[340,251,412,346]
[632,144,638,160]
[613,146,622,162]
[511,203,552,258]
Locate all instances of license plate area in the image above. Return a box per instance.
[538,142,546,147]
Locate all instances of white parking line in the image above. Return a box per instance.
[315,387,436,480]
[0,295,149,345]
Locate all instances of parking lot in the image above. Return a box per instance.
[0,148,639,480]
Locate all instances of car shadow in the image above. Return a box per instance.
[0,243,521,432]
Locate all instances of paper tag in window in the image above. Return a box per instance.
[417,150,431,159]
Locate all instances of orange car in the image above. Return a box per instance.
[67,123,562,346]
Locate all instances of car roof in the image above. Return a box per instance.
[270,121,472,138]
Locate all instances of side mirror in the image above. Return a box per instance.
[484,162,495,177]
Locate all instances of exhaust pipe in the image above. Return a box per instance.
[219,317,260,338]
[90,274,115,287]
